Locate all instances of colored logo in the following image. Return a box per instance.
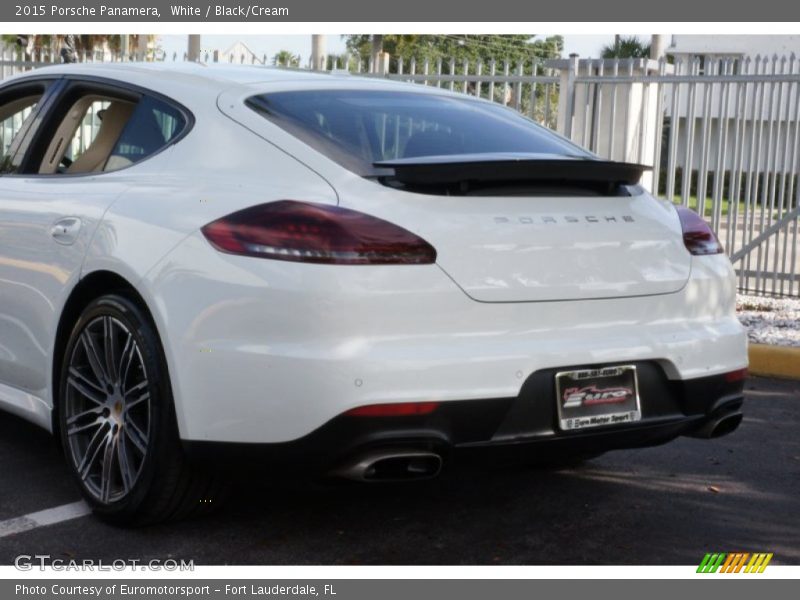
[697,552,773,573]
[562,385,632,408]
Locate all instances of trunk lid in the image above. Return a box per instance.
[407,192,690,303]
[366,156,691,303]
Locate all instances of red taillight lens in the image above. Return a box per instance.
[201,200,436,265]
[675,206,724,256]
[724,368,748,383]
[345,402,440,417]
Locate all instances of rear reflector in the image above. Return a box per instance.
[345,402,440,417]
[724,368,748,383]
[676,206,724,256]
[201,200,436,265]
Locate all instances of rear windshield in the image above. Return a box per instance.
[246,90,590,175]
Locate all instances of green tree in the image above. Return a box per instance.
[1,35,123,59]
[600,36,651,59]
[343,34,563,65]
[272,49,300,67]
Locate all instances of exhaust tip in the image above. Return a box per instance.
[708,412,743,438]
[332,449,443,482]
[688,411,744,439]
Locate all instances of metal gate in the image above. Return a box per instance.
[560,54,800,297]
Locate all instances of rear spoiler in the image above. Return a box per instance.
[373,156,649,187]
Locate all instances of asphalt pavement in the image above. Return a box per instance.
[0,376,797,565]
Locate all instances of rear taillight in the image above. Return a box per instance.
[676,206,724,256]
[345,402,440,417]
[201,200,436,265]
[724,368,748,383]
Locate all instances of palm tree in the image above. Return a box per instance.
[272,50,300,68]
[600,36,651,59]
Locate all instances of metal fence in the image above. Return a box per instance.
[357,57,561,130]
[559,54,800,297]
[1,45,799,297]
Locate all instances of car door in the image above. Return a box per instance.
[0,77,137,420]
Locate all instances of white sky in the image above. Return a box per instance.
[158,34,655,62]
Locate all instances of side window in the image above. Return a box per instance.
[36,87,187,175]
[0,92,43,173]
[104,96,186,172]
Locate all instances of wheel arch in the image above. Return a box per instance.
[50,270,159,444]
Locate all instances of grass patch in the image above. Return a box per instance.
[666,196,780,220]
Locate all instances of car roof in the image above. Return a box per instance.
[10,61,412,89]
[5,62,496,113]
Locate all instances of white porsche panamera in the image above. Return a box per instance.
[0,63,748,524]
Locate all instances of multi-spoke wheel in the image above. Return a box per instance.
[64,315,150,503]
[58,294,227,525]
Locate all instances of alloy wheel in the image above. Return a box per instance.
[63,315,151,503]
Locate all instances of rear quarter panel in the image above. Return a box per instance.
[78,88,338,435]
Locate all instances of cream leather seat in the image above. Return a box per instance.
[67,101,134,173]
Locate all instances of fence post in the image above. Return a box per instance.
[514,62,524,108]
[377,52,390,76]
[448,58,456,92]
[187,35,201,62]
[562,53,579,139]
[488,59,496,101]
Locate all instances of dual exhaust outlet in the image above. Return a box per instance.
[332,406,743,481]
[332,448,443,482]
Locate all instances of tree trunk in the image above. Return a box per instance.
[371,35,383,73]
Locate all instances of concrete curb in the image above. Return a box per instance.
[748,343,800,380]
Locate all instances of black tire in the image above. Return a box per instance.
[57,293,227,526]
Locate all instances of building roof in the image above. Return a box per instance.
[668,34,800,57]
[220,41,264,65]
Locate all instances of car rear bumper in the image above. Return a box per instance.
[182,365,745,477]
[145,234,748,444]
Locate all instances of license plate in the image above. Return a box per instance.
[555,365,641,431]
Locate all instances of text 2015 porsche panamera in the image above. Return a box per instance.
[0,63,748,524]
